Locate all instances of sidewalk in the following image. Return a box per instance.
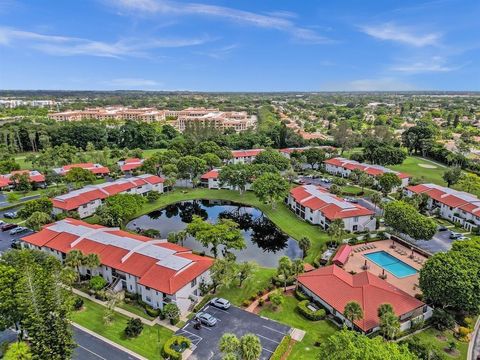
[71,287,178,331]
[468,316,480,360]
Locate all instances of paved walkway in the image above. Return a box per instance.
[468,316,480,360]
[71,287,178,331]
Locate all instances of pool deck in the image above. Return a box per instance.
[343,240,427,296]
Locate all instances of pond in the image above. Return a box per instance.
[127,199,303,267]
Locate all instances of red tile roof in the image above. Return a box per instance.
[231,149,264,158]
[324,157,410,180]
[201,169,219,180]
[119,158,144,172]
[21,218,213,295]
[62,163,110,175]
[290,185,374,220]
[332,244,352,266]
[3,170,46,185]
[298,265,424,332]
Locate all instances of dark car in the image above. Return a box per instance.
[1,223,17,232]
[437,225,448,231]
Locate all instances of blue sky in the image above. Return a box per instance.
[0,0,479,91]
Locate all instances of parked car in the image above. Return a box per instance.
[211,297,231,310]
[0,223,17,232]
[437,225,448,231]
[456,235,470,241]
[10,226,28,235]
[320,178,331,183]
[3,211,18,219]
[195,312,218,326]
[449,232,462,239]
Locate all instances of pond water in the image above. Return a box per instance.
[126,199,303,267]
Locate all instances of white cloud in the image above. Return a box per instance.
[0,26,211,58]
[359,23,440,47]
[194,44,238,59]
[324,77,417,91]
[107,78,162,88]
[391,56,459,73]
[109,0,331,44]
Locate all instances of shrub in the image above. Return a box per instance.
[192,294,213,313]
[124,291,138,300]
[144,304,161,318]
[250,293,258,301]
[431,308,455,331]
[73,297,84,311]
[89,275,107,291]
[95,290,107,301]
[124,318,144,338]
[242,299,252,307]
[463,316,475,330]
[294,289,310,302]
[296,300,326,321]
[270,335,291,360]
[410,318,425,332]
[163,303,180,325]
[414,293,424,301]
[257,290,264,297]
[258,298,265,307]
[161,336,191,360]
[269,291,284,310]
[457,326,471,341]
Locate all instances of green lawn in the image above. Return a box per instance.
[259,295,338,360]
[129,188,330,264]
[388,156,447,185]
[412,328,468,359]
[71,298,172,360]
[215,267,276,306]
[117,301,157,321]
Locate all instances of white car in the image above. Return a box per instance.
[210,297,231,310]
[195,312,218,326]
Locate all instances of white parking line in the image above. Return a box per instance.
[176,330,202,345]
[255,333,281,344]
[77,344,107,360]
[262,347,274,354]
[211,307,229,314]
[262,325,288,335]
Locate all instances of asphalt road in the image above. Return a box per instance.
[0,225,33,253]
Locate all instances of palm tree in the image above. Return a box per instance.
[240,333,262,360]
[218,333,240,355]
[327,219,346,245]
[277,256,292,292]
[343,301,363,330]
[370,192,382,213]
[378,303,400,340]
[299,237,311,259]
[292,259,304,277]
[65,250,84,281]
[82,253,101,275]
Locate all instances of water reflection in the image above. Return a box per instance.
[127,199,302,267]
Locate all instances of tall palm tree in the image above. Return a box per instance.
[240,333,262,360]
[277,256,292,292]
[343,301,363,330]
[65,250,84,281]
[378,303,400,340]
[82,253,101,274]
[299,237,311,259]
[370,192,382,212]
[327,219,346,245]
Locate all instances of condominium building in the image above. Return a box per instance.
[20,218,213,314]
[53,163,110,176]
[405,183,480,231]
[49,106,166,123]
[200,168,252,191]
[118,158,144,173]
[52,174,164,218]
[287,184,376,232]
[0,170,46,189]
[324,157,411,188]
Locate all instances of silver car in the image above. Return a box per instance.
[195,312,218,326]
[211,297,231,310]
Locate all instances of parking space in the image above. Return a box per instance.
[177,304,291,360]
[0,226,33,253]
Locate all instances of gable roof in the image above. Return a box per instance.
[56,163,110,175]
[0,170,46,186]
[298,265,424,331]
[118,158,144,172]
[201,169,220,180]
[21,218,213,295]
[324,157,410,179]
[290,184,374,220]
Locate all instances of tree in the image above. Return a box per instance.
[443,167,462,187]
[299,237,311,259]
[402,123,436,155]
[430,308,455,331]
[237,261,256,287]
[219,164,252,194]
[201,153,222,170]
[177,155,207,186]
[253,149,290,171]
[343,301,363,329]
[25,211,52,231]
[303,148,326,169]
[64,167,96,185]
[378,173,402,196]
[65,249,84,280]
[146,190,161,203]
[83,253,100,270]
[163,303,180,325]
[269,290,284,310]
[124,318,144,338]
[317,329,417,360]
[210,259,236,293]
[333,121,356,155]
[378,304,400,340]
[370,192,382,212]
[219,333,240,356]
[6,192,21,204]
[384,201,437,240]
[240,333,262,360]
[252,172,289,209]
[4,341,32,360]
[186,215,245,259]
[89,275,107,291]
[96,193,146,227]
[10,173,31,192]
[327,219,346,243]
[276,256,293,292]
[18,197,53,219]
[457,173,480,195]
[419,239,480,312]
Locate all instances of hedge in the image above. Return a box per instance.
[144,304,161,317]
[161,336,191,360]
[296,300,326,321]
[270,335,291,360]
[294,289,310,302]
[193,294,213,313]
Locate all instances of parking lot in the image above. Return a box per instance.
[176,304,291,360]
[0,222,33,253]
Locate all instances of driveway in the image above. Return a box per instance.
[177,304,291,360]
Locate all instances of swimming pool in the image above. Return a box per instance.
[364,251,418,278]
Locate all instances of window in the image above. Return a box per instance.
[353,225,358,231]
[191,278,197,287]
[354,217,359,222]
[82,205,88,209]
[145,286,150,291]
[146,296,151,302]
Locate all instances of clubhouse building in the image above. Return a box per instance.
[20,218,213,314]
[287,184,376,232]
[52,174,164,218]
